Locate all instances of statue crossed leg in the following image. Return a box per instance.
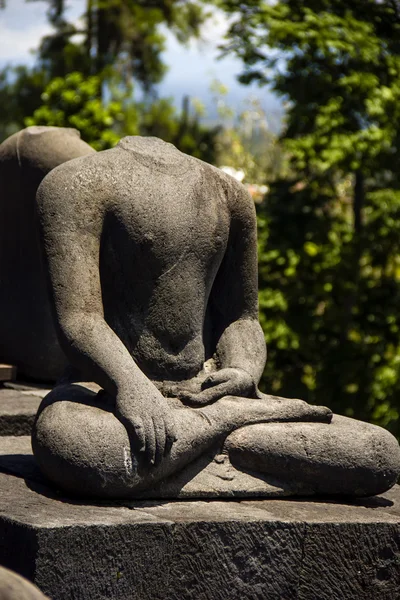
[32,137,400,499]
[33,384,399,498]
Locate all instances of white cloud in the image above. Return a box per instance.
[0,21,52,62]
[198,8,232,46]
[0,0,51,63]
[0,0,83,63]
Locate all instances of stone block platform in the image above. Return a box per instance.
[0,437,399,599]
[0,387,43,435]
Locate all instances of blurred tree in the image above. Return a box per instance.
[26,72,220,162]
[220,0,400,435]
[209,80,285,185]
[29,0,210,92]
[24,71,137,150]
[138,94,220,163]
[0,66,47,141]
[0,0,216,155]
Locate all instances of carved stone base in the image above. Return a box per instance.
[0,437,399,599]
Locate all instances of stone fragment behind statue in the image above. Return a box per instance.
[0,126,94,381]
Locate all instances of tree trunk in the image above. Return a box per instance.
[340,171,365,344]
[86,0,94,74]
[354,170,364,236]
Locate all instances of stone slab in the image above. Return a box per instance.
[0,437,399,599]
[0,389,43,436]
[0,364,16,382]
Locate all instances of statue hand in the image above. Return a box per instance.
[116,387,177,467]
[178,367,255,406]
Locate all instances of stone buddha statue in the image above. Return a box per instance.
[31,136,400,499]
[0,126,94,381]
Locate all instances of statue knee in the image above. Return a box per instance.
[354,423,400,497]
[32,398,144,498]
[224,418,400,497]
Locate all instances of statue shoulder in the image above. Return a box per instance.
[37,150,110,205]
[211,167,255,223]
[0,130,20,160]
[1,126,94,171]
[35,150,112,231]
[192,158,253,209]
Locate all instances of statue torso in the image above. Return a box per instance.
[97,138,231,381]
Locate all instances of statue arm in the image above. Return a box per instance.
[211,180,266,384]
[36,168,138,395]
[36,164,176,464]
[179,178,266,406]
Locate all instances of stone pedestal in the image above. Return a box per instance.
[0,388,43,436]
[0,436,399,599]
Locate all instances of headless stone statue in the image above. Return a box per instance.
[32,136,400,499]
[0,126,94,381]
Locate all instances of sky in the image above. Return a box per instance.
[0,0,283,131]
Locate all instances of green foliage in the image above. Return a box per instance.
[25,72,136,150]
[222,0,400,436]
[23,70,219,161]
[221,1,400,172]
[0,1,216,143]
[0,1,221,164]
[0,65,47,140]
[257,179,400,432]
[137,94,220,163]
[2,1,211,90]
[208,80,285,184]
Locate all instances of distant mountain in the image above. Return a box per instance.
[159,78,284,134]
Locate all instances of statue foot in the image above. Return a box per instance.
[206,393,333,431]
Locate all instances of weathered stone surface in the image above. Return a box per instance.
[0,126,95,381]
[30,135,400,500]
[0,436,400,598]
[0,389,44,436]
[0,464,399,599]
